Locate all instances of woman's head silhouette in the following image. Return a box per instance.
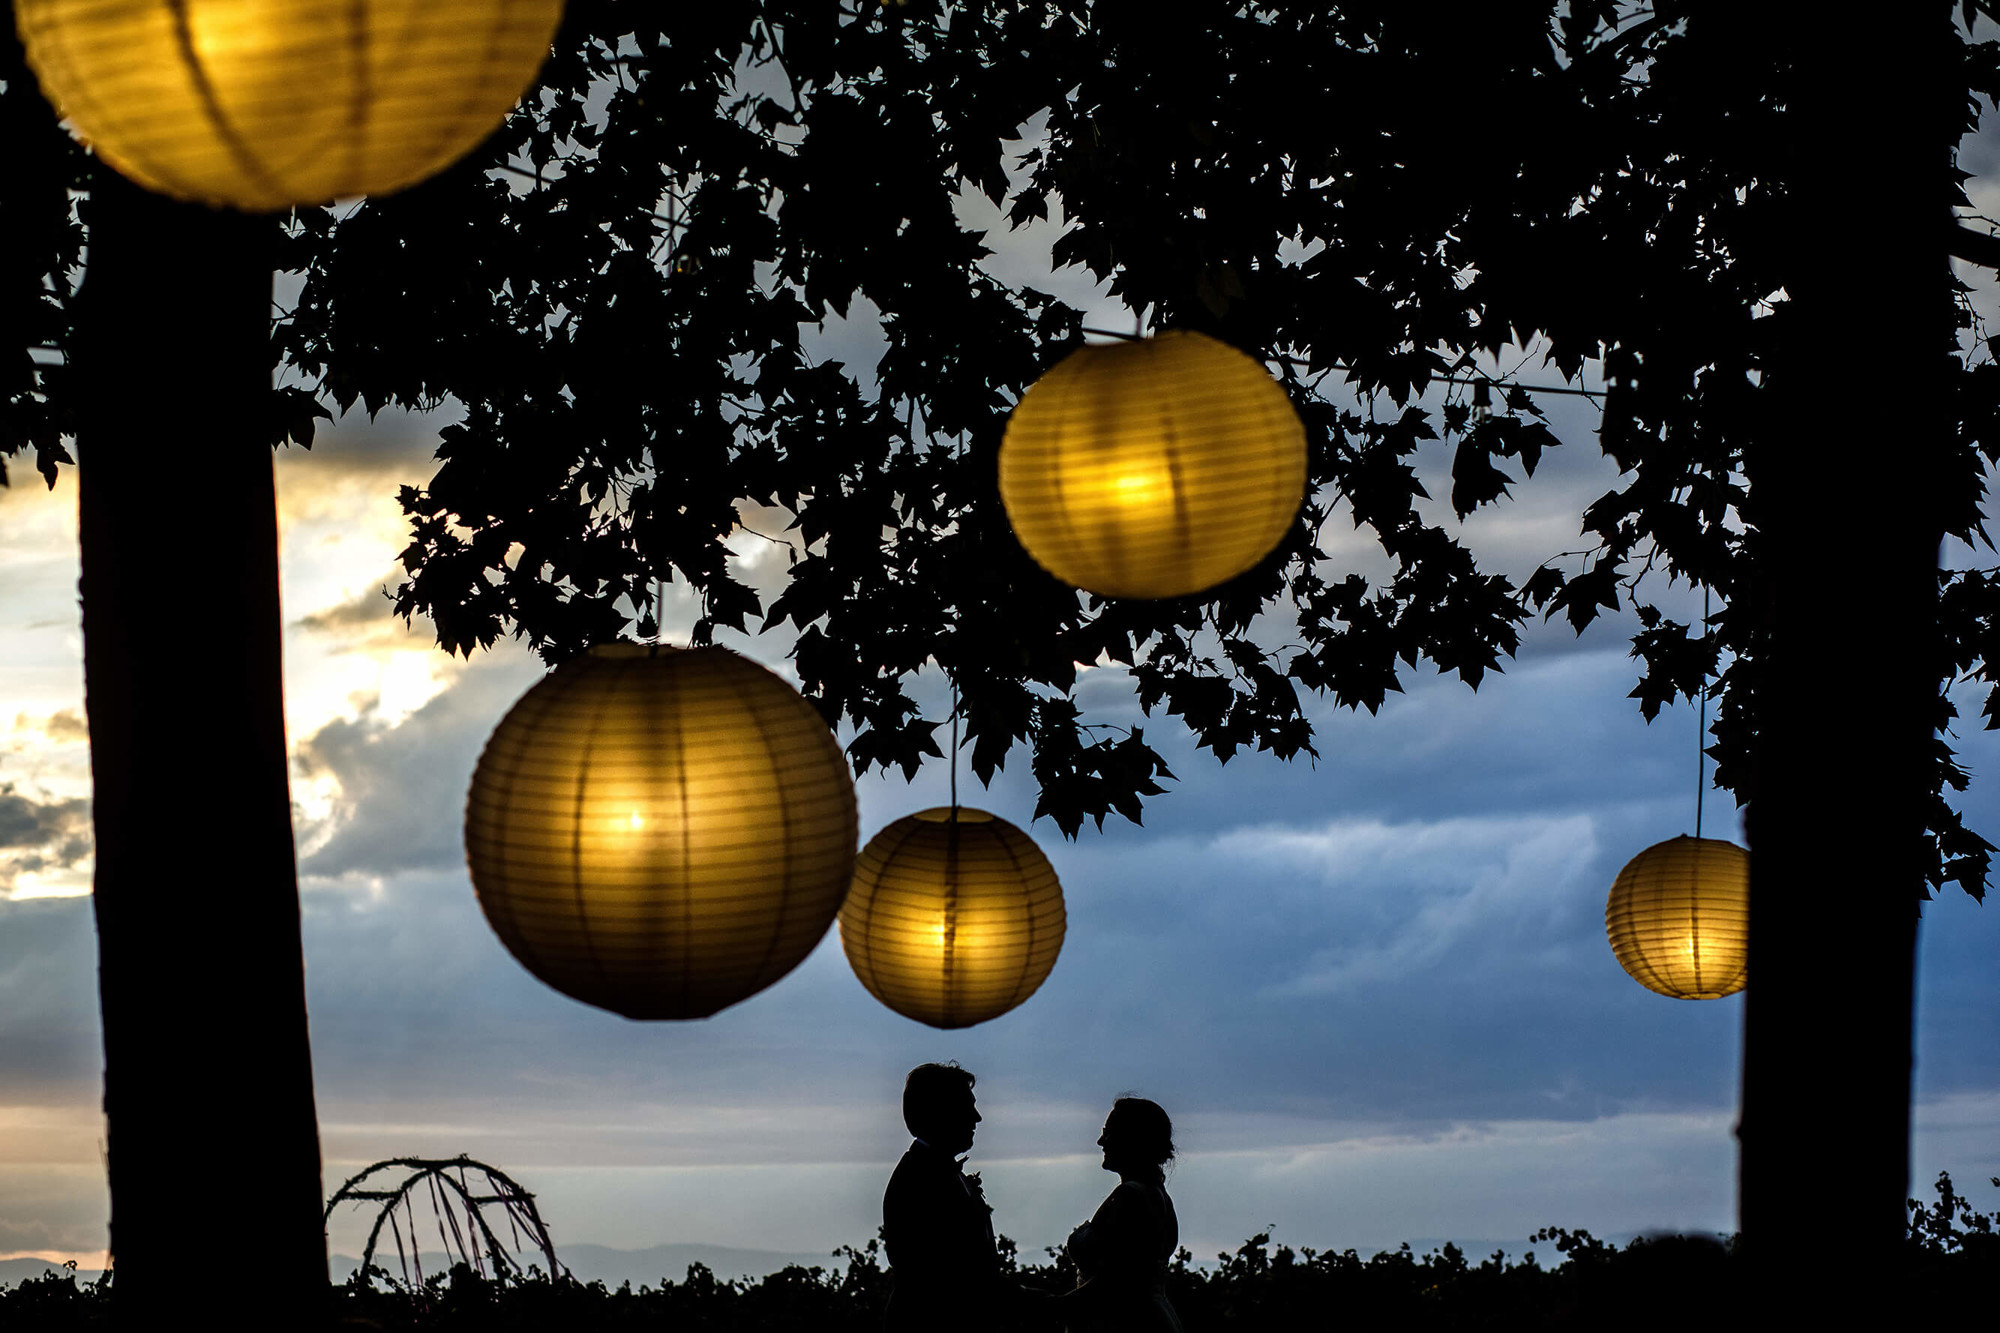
[1098,1096,1174,1180]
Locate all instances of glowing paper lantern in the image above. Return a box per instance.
[998,330,1308,600]
[465,643,858,1020]
[1605,835,1749,999]
[839,807,1066,1029]
[15,0,564,210]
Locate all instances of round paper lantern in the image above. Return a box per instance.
[465,643,858,1020]
[998,330,1308,600]
[839,807,1066,1029]
[1605,835,1750,999]
[15,0,564,211]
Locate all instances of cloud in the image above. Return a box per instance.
[0,786,85,852]
[272,404,451,493]
[273,635,1757,1140]
[294,649,544,878]
[0,1166,109,1261]
[291,571,408,644]
[0,785,91,896]
[0,898,102,1104]
[9,711,86,745]
[1217,813,1601,997]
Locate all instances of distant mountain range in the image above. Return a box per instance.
[0,1258,102,1289]
[3,1242,845,1293]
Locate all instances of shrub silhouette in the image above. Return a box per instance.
[4,1175,1994,1329]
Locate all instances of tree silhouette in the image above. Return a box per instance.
[6,0,1999,1320]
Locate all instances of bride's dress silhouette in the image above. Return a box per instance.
[1057,1098,1183,1333]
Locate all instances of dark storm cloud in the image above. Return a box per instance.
[0,784,87,853]
[288,642,1739,1139]
[280,583,2000,1150]
[292,572,404,638]
[0,784,90,890]
[10,601,1993,1259]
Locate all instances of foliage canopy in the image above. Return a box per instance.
[7,3,2000,891]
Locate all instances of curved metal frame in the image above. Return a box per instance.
[324,1155,565,1288]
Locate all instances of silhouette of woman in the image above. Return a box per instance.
[1054,1098,1183,1333]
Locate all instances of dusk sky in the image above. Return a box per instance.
[4,87,2000,1281]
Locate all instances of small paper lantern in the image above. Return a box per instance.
[1605,835,1749,999]
[465,643,858,1020]
[998,330,1308,600]
[839,807,1066,1029]
[15,0,564,211]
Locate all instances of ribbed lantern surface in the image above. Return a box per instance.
[16,0,564,211]
[998,330,1307,600]
[465,643,859,1020]
[1605,835,1749,1000]
[839,807,1066,1029]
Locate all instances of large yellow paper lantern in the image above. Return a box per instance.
[15,0,564,211]
[839,807,1066,1029]
[465,643,858,1020]
[1605,835,1749,1000]
[998,330,1308,600]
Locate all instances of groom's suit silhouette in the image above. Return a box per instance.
[882,1064,1002,1332]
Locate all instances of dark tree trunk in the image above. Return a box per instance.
[75,167,326,1322]
[1739,5,1949,1311]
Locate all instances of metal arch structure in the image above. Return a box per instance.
[324,1155,567,1289]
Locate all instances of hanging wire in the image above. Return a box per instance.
[1696,581,1710,841]
[949,423,962,821]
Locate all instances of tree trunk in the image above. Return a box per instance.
[1739,5,1948,1311]
[75,167,327,1324]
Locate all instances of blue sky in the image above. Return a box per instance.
[3,92,2000,1280]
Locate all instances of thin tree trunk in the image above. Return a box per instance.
[1739,5,1948,1312]
[75,166,326,1324]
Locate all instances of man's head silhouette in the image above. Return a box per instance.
[904,1062,980,1155]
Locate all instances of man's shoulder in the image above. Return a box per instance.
[887,1143,949,1194]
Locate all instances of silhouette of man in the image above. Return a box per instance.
[882,1063,1003,1332]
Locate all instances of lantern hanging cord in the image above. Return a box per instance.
[1696,581,1709,842]
[949,425,965,821]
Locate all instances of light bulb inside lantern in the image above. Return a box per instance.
[189,7,275,62]
[1114,466,1171,509]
